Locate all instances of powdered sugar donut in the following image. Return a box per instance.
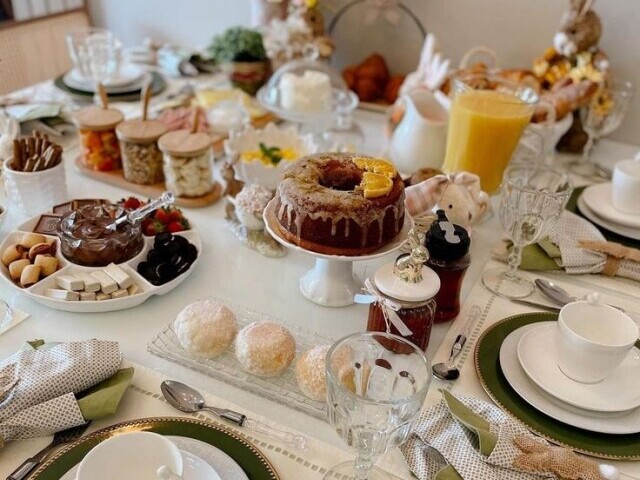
[235,321,296,377]
[295,345,330,401]
[174,300,237,358]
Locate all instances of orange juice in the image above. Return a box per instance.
[442,90,534,193]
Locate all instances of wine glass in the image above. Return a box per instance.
[66,27,121,103]
[482,165,572,299]
[325,332,431,480]
[570,79,635,177]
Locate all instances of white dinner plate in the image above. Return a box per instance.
[517,323,640,413]
[60,436,244,480]
[582,183,640,228]
[577,195,640,241]
[66,63,145,90]
[500,322,640,435]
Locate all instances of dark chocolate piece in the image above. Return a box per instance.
[52,201,73,214]
[34,214,61,235]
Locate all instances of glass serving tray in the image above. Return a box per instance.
[148,297,335,422]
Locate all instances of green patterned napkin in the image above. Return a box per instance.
[402,390,611,480]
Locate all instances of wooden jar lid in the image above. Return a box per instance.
[116,119,167,143]
[72,106,124,131]
[158,129,211,156]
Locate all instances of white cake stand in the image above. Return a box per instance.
[264,200,413,307]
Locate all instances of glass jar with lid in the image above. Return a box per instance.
[72,106,123,171]
[425,210,471,323]
[158,130,213,197]
[116,119,167,185]
[366,232,441,352]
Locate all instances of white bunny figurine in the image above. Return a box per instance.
[405,172,491,229]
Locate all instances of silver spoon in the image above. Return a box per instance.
[107,192,175,231]
[432,306,481,381]
[535,279,638,315]
[160,380,307,451]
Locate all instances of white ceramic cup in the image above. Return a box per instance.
[76,431,183,480]
[557,300,638,384]
[611,153,640,214]
[2,161,68,216]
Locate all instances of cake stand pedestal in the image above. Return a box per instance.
[264,200,412,307]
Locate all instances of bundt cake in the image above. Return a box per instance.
[273,153,405,255]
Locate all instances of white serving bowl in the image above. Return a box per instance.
[225,123,319,190]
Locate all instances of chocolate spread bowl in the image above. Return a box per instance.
[57,204,144,267]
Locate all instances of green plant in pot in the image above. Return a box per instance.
[208,27,270,95]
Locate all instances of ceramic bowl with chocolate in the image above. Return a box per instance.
[0,199,201,313]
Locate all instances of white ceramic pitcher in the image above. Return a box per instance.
[390,90,448,176]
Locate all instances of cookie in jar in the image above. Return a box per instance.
[72,106,123,171]
[158,130,214,197]
[116,119,167,185]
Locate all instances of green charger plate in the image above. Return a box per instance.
[475,312,640,460]
[53,71,167,103]
[31,417,280,479]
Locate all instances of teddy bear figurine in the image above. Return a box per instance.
[405,172,490,229]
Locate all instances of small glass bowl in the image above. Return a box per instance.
[57,204,144,267]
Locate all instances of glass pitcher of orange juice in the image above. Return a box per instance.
[442,75,538,194]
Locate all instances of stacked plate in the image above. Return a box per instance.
[577,182,640,241]
[54,65,167,102]
[500,321,640,435]
[62,64,149,94]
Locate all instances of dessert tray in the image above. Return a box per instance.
[0,211,202,313]
[148,296,333,422]
[264,199,413,307]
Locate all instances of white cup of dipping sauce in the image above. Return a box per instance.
[611,153,640,214]
[557,298,638,384]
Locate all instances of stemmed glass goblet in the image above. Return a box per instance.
[482,165,572,299]
[570,79,635,178]
[325,332,431,480]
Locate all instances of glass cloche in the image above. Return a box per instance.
[257,55,358,128]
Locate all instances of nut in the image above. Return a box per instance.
[28,242,52,261]
[34,255,58,277]
[2,244,23,266]
[20,233,46,249]
[8,259,31,280]
[20,264,41,288]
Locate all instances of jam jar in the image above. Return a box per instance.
[72,106,124,171]
[158,130,214,198]
[425,210,471,323]
[116,119,167,185]
[366,233,441,352]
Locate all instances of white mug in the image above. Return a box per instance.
[76,431,183,480]
[557,298,638,384]
[611,152,640,214]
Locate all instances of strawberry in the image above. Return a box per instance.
[154,208,171,224]
[122,197,142,210]
[167,208,184,222]
[166,221,184,233]
[144,220,165,236]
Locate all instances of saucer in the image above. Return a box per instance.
[582,183,640,228]
[577,195,640,241]
[517,323,640,412]
[500,322,640,434]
